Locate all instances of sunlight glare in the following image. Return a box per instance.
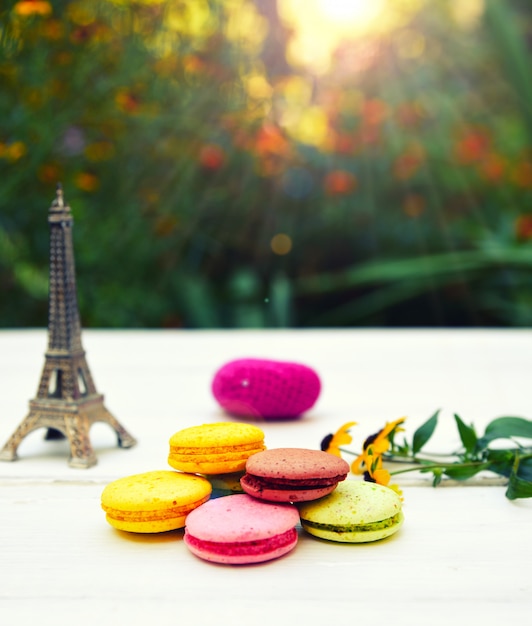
[280,0,388,73]
[315,0,386,25]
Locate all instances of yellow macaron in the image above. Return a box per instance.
[168,422,266,474]
[101,470,212,533]
[205,471,246,498]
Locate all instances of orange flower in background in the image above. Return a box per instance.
[402,193,426,218]
[257,158,284,177]
[333,132,356,155]
[321,421,357,457]
[38,163,62,183]
[361,98,388,127]
[75,172,99,192]
[512,160,532,189]
[454,128,491,164]
[515,215,532,241]
[393,146,425,180]
[254,123,289,157]
[478,153,506,183]
[115,89,141,114]
[42,18,63,40]
[358,125,381,146]
[154,214,179,238]
[182,55,206,75]
[324,170,357,195]
[396,101,426,129]
[14,1,52,16]
[252,123,291,177]
[199,143,225,170]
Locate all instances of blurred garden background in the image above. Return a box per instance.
[1,0,532,328]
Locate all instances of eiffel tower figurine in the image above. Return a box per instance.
[0,184,137,468]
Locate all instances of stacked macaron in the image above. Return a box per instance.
[184,494,300,565]
[181,444,352,564]
[298,480,404,543]
[100,358,404,565]
[240,448,350,502]
[101,423,404,563]
[101,470,212,533]
[167,422,266,475]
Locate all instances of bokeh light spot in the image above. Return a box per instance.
[271,233,293,255]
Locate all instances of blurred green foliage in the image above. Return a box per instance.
[1,0,532,328]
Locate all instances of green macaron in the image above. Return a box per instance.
[298,480,403,543]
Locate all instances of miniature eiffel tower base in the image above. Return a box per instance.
[0,394,137,468]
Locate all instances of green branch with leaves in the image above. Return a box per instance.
[323,412,532,500]
[389,411,532,499]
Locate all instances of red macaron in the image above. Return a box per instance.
[240,447,350,503]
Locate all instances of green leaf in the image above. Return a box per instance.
[505,454,532,500]
[412,410,439,455]
[512,454,532,482]
[485,448,516,478]
[432,471,442,487]
[443,464,487,481]
[454,414,477,456]
[506,474,532,499]
[477,417,532,449]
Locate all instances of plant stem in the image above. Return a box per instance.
[383,454,458,465]
[389,461,488,477]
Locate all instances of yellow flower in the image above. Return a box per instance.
[365,449,390,483]
[321,421,356,457]
[0,141,27,162]
[351,417,406,475]
[363,447,403,498]
[322,417,406,498]
[364,416,406,453]
[14,1,52,17]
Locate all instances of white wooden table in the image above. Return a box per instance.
[1,329,531,625]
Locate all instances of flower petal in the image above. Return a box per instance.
[372,468,391,486]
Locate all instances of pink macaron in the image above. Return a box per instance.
[211,358,321,420]
[184,494,299,565]
[240,447,350,503]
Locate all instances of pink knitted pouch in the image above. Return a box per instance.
[212,358,321,420]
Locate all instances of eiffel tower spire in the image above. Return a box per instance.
[0,185,137,468]
[47,183,83,355]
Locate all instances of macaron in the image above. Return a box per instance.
[205,471,245,499]
[168,422,266,474]
[184,493,299,564]
[240,447,350,502]
[298,480,404,543]
[101,470,212,533]
[212,358,321,420]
